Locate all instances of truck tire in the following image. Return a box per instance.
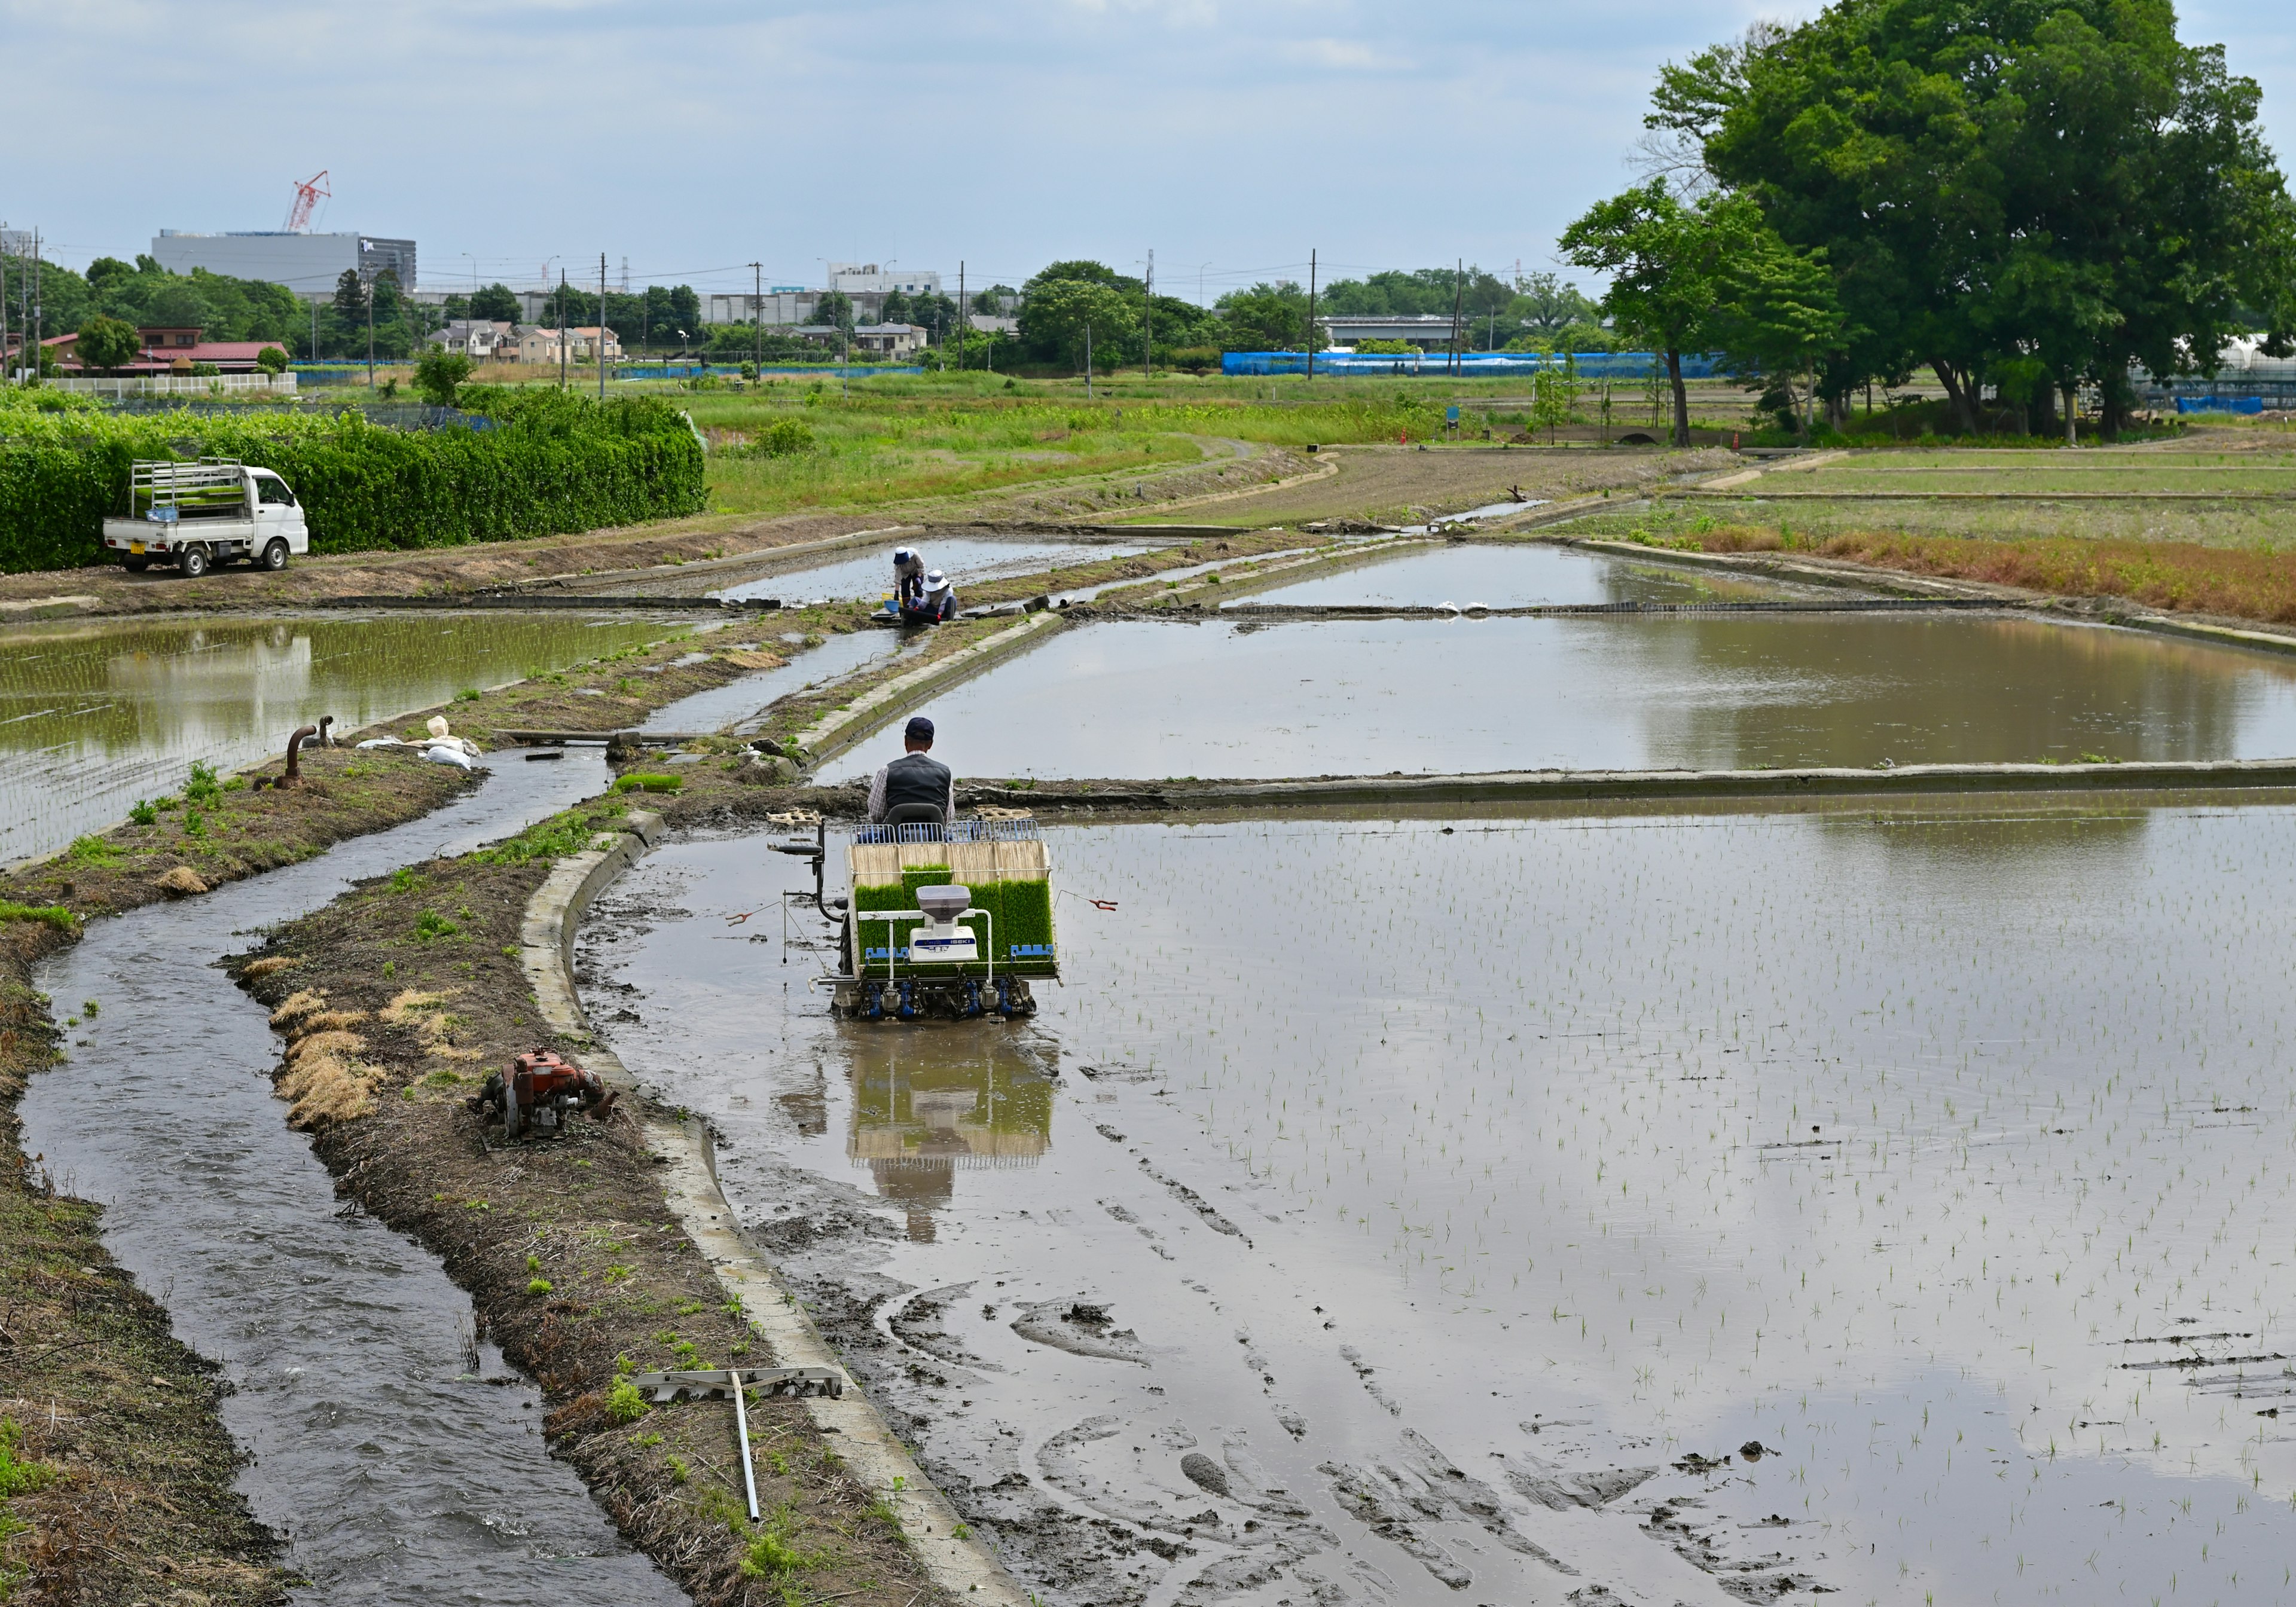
[179,545,211,579]
[261,539,290,572]
[123,557,150,573]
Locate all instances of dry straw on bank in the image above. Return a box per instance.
[267,989,382,1126]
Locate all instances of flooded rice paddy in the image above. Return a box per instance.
[1250,542,1793,609]
[0,612,687,866]
[715,534,1174,606]
[584,805,2296,1605]
[825,607,2296,782]
[28,746,688,1605]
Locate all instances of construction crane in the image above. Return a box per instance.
[283,172,331,234]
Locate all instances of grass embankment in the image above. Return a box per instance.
[1631,443,2296,554]
[680,380,1694,519]
[1585,506,2296,626]
[228,811,945,1607]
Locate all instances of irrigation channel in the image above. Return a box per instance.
[22,744,698,1605]
[579,543,2296,1605]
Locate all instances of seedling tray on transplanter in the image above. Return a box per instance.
[840,818,1058,981]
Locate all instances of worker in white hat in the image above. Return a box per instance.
[919,567,958,622]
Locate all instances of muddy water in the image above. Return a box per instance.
[639,625,900,736]
[823,608,2296,782]
[1250,542,1806,608]
[583,808,2296,1605]
[23,747,689,1606]
[0,612,688,867]
[715,536,1171,606]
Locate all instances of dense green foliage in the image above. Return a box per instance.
[0,387,704,573]
[1640,0,2296,436]
[412,348,474,405]
[41,255,307,347]
[72,314,142,372]
[1561,184,1772,438]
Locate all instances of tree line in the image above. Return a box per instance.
[1560,0,2296,444]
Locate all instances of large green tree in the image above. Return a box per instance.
[1560,182,1770,444]
[74,314,143,373]
[1019,278,1135,369]
[471,283,522,322]
[1214,282,1312,352]
[1666,0,2296,436]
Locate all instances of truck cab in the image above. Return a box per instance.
[103,459,310,578]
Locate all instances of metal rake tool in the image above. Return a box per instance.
[626,1367,845,1520]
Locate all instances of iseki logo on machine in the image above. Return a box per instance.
[907,884,979,963]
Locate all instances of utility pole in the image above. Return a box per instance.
[1085,322,1093,399]
[600,252,609,400]
[1,236,9,386]
[559,269,568,391]
[365,265,375,389]
[750,260,762,371]
[1143,248,1153,379]
[30,229,40,384]
[958,261,965,372]
[1449,259,1464,377]
[1305,248,1317,383]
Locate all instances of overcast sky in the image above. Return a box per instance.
[6,0,2292,301]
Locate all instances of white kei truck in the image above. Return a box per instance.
[103,459,309,578]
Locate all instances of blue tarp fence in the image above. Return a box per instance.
[2176,390,2268,411]
[1222,351,1726,380]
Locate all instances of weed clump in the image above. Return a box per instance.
[606,1376,649,1424]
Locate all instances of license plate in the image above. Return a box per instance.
[130,542,144,554]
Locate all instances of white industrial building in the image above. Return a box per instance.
[701,265,948,328]
[149,231,419,300]
[826,262,941,296]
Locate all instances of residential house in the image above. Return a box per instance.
[512,325,622,364]
[41,326,287,374]
[851,323,926,357]
[427,319,517,360]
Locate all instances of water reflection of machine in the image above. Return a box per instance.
[846,1043,1053,1241]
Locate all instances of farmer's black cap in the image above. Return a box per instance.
[905,716,935,744]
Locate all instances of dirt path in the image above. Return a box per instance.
[1162,444,1740,527]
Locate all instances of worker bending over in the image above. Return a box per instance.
[867,716,955,825]
[900,567,955,624]
[892,547,926,612]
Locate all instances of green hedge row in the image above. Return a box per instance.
[0,389,706,573]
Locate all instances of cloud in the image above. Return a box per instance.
[4,0,2291,291]
[1281,36,1404,71]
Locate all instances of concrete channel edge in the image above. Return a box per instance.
[519,808,1034,1606]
